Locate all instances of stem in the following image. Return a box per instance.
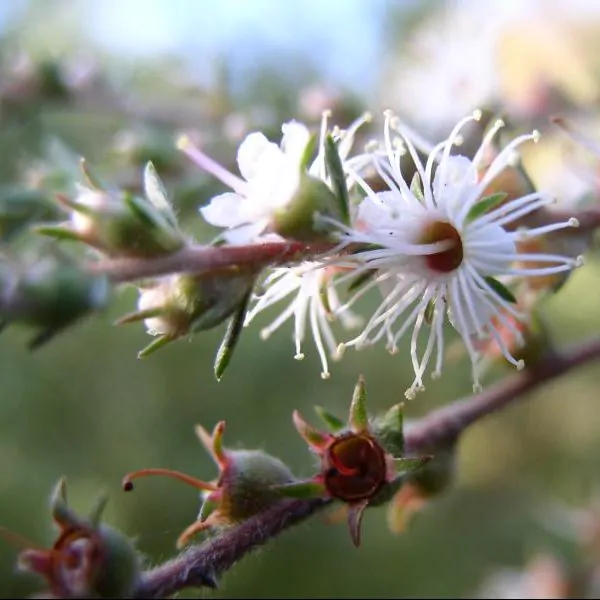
[89,241,337,283]
[131,335,600,599]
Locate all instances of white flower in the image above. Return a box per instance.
[244,262,362,380]
[330,110,582,398]
[178,112,371,244]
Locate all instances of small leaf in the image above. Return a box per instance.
[314,406,345,433]
[209,421,227,466]
[483,275,517,304]
[87,493,109,527]
[410,172,424,202]
[214,288,252,381]
[347,499,369,547]
[33,225,83,242]
[137,334,175,358]
[114,307,164,326]
[324,134,350,224]
[28,325,67,351]
[465,192,507,223]
[424,299,435,325]
[198,494,221,523]
[349,375,369,433]
[299,132,318,171]
[347,269,377,293]
[123,193,158,228]
[393,456,432,475]
[272,479,326,499]
[143,161,178,228]
[50,477,75,528]
[374,403,404,456]
[386,484,425,534]
[80,158,108,191]
[293,410,331,450]
[319,282,333,317]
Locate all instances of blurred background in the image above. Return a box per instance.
[1,0,600,597]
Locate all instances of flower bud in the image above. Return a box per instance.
[387,425,457,535]
[117,268,255,358]
[3,478,141,598]
[472,306,554,379]
[0,188,56,242]
[0,251,110,349]
[275,375,430,546]
[36,161,186,258]
[271,171,344,242]
[122,420,296,548]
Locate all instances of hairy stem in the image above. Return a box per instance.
[132,335,600,599]
[89,241,337,283]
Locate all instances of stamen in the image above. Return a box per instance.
[122,468,217,493]
[177,135,248,195]
[458,130,539,226]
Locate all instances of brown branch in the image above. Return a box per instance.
[88,241,337,283]
[131,335,600,599]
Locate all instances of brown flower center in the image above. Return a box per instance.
[323,433,387,502]
[420,220,463,273]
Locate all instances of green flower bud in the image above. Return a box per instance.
[123,420,296,548]
[0,252,110,349]
[117,268,255,358]
[36,161,186,258]
[271,172,344,242]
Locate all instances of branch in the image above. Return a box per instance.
[132,335,600,599]
[88,241,337,283]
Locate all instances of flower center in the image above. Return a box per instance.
[323,433,387,502]
[420,220,463,273]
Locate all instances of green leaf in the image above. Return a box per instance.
[28,324,69,351]
[137,334,175,358]
[424,298,435,325]
[410,172,424,202]
[299,132,318,171]
[33,225,83,242]
[319,282,332,317]
[143,161,179,228]
[373,403,404,456]
[393,456,432,475]
[87,493,109,527]
[347,269,377,293]
[349,375,369,432]
[272,479,326,499]
[314,405,345,433]
[324,134,350,224]
[465,192,507,223]
[214,288,252,382]
[79,158,108,191]
[483,276,517,304]
[114,307,164,326]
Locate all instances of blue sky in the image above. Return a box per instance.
[82,0,399,93]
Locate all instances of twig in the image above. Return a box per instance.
[131,335,600,599]
[88,241,336,283]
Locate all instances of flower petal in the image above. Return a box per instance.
[281,121,311,164]
[222,220,269,245]
[464,222,515,274]
[200,192,247,228]
[237,132,283,182]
